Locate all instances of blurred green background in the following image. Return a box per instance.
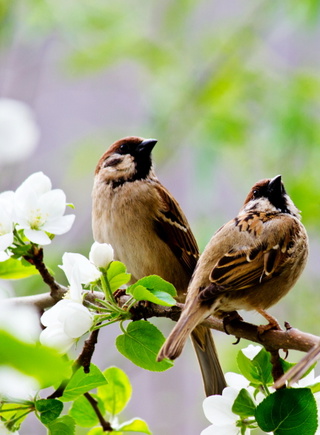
[1,1,320,434]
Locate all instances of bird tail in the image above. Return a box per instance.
[157,309,202,361]
[157,311,226,396]
[191,325,226,396]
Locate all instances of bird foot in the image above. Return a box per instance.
[223,311,243,335]
[256,308,283,339]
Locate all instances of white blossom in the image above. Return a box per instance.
[59,252,102,289]
[241,344,262,360]
[89,242,114,269]
[0,98,39,164]
[0,191,15,254]
[202,387,245,435]
[40,253,94,353]
[225,371,267,405]
[225,372,251,390]
[41,299,93,339]
[14,172,75,245]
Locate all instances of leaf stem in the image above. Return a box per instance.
[100,274,115,303]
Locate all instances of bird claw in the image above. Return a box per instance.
[256,318,283,342]
[255,308,283,340]
[222,311,243,335]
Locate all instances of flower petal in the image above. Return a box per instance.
[241,344,262,360]
[38,189,67,218]
[15,172,51,197]
[225,372,250,390]
[201,424,240,435]
[0,232,13,251]
[24,229,51,245]
[60,252,101,287]
[43,214,75,235]
[203,388,239,425]
[63,305,93,338]
[41,300,70,327]
[0,191,15,216]
[14,189,40,226]
[0,252,10,261]
[40,323,74,354]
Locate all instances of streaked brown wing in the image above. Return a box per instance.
[209,215,293,292]
[153,183,199,276]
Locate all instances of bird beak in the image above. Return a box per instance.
[137,138,158,154]
[268,175,282,194]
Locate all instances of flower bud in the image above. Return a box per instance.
[89,242,114,268]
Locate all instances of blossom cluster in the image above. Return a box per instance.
[202,344,320,435]
[0,171,115,354]
[40,242,114,353]
[0,171,75,257]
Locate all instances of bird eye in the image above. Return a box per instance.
[119,143,129,153]
[252,189,259,198]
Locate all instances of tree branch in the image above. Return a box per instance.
[84,392,113,432]
[3,291,320,359]
[74,329,100,373]
[23,246,66,301]
[1,290,105,311]
[126,297,320,356]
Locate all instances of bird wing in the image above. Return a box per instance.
[208,212,295,292]
[153,183,199,276]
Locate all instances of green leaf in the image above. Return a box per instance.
[0,258,39,279]
[232,388,256,418]
[61,364,108,402]
[128,275,177,297]
[127,284,176,307]
[35,399,63,424]
[310,382,320,393]
[87,428,106,435]
[0,402,33,431]
[117,417,152,434]
[107,261,131,292]
[69,394,104,427]
[0,330,71,387]
[47,415,75,435]
[280,358,296,374]
[255,388,318,435]
[116,320,173,372]
[237,347,273,385]
[98,366,132,416]
[280,358,316,382]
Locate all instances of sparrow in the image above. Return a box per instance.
[92,136,227,396]
[158,175,309,366]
